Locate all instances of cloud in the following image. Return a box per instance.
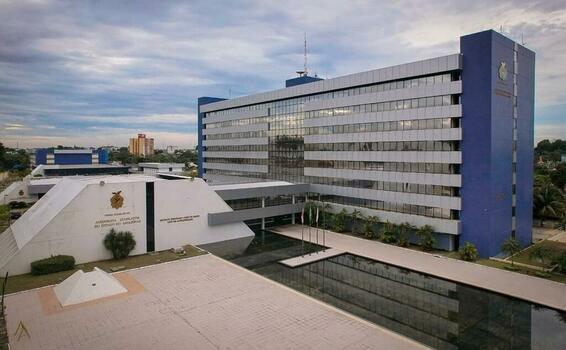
[0,0,564,148]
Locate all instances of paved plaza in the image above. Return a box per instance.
[5,254,424,350]
[272,224,566,311]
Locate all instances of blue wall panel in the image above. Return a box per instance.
[460,30,534,257]
[54,153,93,165]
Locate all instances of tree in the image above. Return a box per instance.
[351,209,363,234]
[417,225,436,251]
[363,215,380,239]
[501,237,522,267]
[529,244,554,267]
[321,202,332,229]
[550,163,566,190]
[533,184,564,226]
[397,222,414,247]
[103,229,136,259]
[379,222,398,244]
[556,216,566,231]
[459,242,479,261]
[333,209,347,233]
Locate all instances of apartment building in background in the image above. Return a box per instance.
[128,133,155,157]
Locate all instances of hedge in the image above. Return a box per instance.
[30,255,75,275]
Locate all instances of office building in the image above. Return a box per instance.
[138,162,184,174]
[128,134,155,157]
[32,148,108,166]
[198,30,535,257]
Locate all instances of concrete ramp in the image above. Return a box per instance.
[279,248,344,268]
[54,267,127,306]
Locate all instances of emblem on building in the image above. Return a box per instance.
[110,191,124,209]
[498,61,507,80]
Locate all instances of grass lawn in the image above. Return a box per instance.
[330,227,566,283]
[477,258,566,284]
[0,245,206,294]
[512,240,566,268]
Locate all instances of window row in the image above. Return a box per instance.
[204,158,268,165]
[306,118,458,136]
[206,72,457,118]
[304,160,459,174]
[204,145,268,152]
[306,95,456,119]
[305,176,459,197]
[304,141,459,152]
[225,198,262,210]
[206,130,267,141]
[205,93,458,131]
[320,195,457,220]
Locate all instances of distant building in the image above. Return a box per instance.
[166,145,179,154]
[128,134,154,157]
[138,162,184,175]
[32,148,108,166]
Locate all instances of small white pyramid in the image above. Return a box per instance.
[54,267,127,306]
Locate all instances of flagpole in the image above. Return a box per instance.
[308,205,311,254]
[322,202,325,247]
[316,206,319,252]
[301,208,304,257]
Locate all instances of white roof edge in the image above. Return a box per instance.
[201,53,461,112]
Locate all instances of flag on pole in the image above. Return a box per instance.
[316,207,319,224]
[301,208,304,224]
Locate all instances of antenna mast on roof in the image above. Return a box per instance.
[296,32,308,77]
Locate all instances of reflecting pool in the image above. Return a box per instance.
[200,231,566,350]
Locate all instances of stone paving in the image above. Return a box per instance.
[272,224,566,311]
[5,254,424,350]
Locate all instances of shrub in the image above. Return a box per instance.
[553,252,566,273]
[103,229,136,259]
[379,224,398,244]
[30,255,75,275]
[459,242,479,262]
[417,225,436,251]
[8,201,27,209]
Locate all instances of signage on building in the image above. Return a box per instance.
[110,191,124,209]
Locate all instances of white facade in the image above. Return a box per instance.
[0,175,253,275]
[138,162,184,174]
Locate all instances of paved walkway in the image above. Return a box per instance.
[5,254,424,350]
[272,225,566,311]
[279,248,345,267]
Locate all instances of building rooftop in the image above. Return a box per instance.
[5,255,423,350]
[138,162,184,168]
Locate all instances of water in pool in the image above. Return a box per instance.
[200,231,566,350]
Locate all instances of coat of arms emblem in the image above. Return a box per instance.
[498,61,507,81]
[110,191,124,209]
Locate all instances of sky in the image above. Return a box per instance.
[0,0,565,149]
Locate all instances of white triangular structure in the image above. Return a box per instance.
[53,267,127,306]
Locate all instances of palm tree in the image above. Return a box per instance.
[397,222,414,247]
[529,244,553,267]
[351,209,363,234]
[417,225,436,251]
[363,215,380,239]
[501,237,522,267]
[534,184,564,226]
[333,208,348,232]
[321,202,332,229]
[556,216,566,231]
